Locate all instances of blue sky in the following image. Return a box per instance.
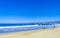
[0,0,60,23]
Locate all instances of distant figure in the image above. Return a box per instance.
[43,27,48,29]
[54,26,55,28]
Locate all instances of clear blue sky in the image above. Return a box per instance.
[0,0,60,23]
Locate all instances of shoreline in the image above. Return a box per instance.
[0,27,60,38]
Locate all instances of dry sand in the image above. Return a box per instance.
[0,27,60,38]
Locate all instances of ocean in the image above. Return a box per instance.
[0,23,55,33]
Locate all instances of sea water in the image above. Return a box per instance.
[0,24,55,33]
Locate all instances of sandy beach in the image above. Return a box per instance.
[0,27,60,38]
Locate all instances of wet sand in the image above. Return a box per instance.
[0,27,60,38]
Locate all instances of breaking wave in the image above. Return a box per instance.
[0,24,60,33]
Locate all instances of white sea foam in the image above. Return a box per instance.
[0,25,39,28]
